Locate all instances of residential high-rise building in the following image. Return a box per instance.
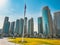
[54,12,60,38]
[19,18,24,36]
[28,19,30,37]
[9,21,15,36]
[24,17,27,36]
[15,19,20,36]
[3,17,10,36]
[38,17,43,34]
[28,18,34,37]
[42,6,53,37]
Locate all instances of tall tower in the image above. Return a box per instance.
[15,19,20,36]
[22,4,27,42]
[28,18,34,37]
[9,21,15,36]
[38,17,43,34]
[19,18,24,37]
[3,17,10,37]
[24,17,27,36]
[24,4,26,17]
[23,4,27,37]
[42,6,53,38]
[54,12,60,38]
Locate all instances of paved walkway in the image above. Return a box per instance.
[0,38,19,45]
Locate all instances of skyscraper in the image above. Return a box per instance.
[28,17,34,37]
[28,19,30,37]
[9,21,15,36]
[38,17,43,34]
[19,18,24,37]
[15,19,20,36]
[21,4,27,42]
[54,12,60,38]
[24,17,27,36]
[3,16,10,36]
[42,6,53,37]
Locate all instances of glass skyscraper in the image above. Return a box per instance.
[42,6,53,37]
[28,18,34,37]
[9,21,15,36]
[28,19,31,37]
[54,12,60,37]
[3,17,10,36]
[19,18,24,36]
[38,17,43,34]
[24,17,27,36]
[15,19,20,35]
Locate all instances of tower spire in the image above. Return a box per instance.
[24,3,26,17]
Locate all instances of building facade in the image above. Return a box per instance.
[3,17,10,36]
[28,18,34,37]
[19,18,24,37]
[42,6,53,38]
[38,17,43,34]
[15,19,20,36]
[54,12,60,38]
[24,17,27,36]
[9,21,15,36]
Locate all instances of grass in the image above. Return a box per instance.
[8,38,60,45]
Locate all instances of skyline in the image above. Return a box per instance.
[0,0,60,32]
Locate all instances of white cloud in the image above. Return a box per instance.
[0,0,8,8]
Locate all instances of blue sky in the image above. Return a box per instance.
[0,0,60,31]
